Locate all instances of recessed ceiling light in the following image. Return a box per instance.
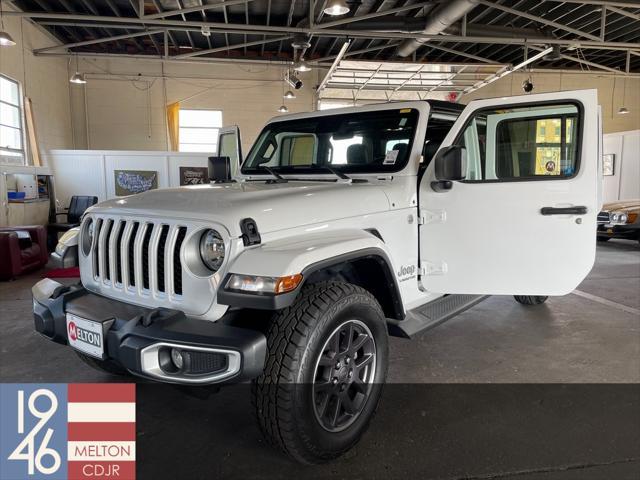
[284,90,296,99]
[618,106,629,114]
[278,105,289,113]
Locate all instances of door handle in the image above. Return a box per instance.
[540,206,587,215]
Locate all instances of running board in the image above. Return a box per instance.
[387,294,488,339]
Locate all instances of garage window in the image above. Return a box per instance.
[456,103,580,181]
[0,75,24,164]
[179,109,222,153]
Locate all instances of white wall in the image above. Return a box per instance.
[602,130,640,202]
[69,57,318,155]
[0,11,73,159]
[45,150,209,208]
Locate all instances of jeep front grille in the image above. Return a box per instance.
[91,218,186,297]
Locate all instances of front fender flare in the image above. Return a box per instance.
[216,229,403,317]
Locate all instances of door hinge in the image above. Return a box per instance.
[419,260,448,276]
[417,209,446,225]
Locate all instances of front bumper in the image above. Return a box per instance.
[32,279,266,385]
[597,223,640,240]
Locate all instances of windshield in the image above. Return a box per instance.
[241,108,419,175]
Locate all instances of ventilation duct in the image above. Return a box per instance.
[395,0,477,58]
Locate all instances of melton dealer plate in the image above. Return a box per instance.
[66,313,105,359]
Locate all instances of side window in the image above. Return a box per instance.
[456,103,580,181]
[280,135,316,166]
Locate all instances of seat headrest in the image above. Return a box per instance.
[391,143,408,160]
[347,144,368,165]
[423,140,442,164]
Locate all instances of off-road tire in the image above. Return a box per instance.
[252,281,388,464]
[514,295,549,305]
[75,351,129,376]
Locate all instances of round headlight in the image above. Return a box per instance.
[81,218,94,256]
[619,213,628,224]
[611,213,619,222]
[199,229,225,272]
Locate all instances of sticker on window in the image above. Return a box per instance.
[383,149,399,165]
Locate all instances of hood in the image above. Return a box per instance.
[602,199,640,214]
[88,180,391,236]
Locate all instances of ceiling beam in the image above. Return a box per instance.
[464,47,554,94]
[547,0,640,7]
[174,35,291,58]
[529,45,621,73]
[34,29,164,53]
[313,42,402,63]
[6,11,640,51]
[607,5,640,20]
[474,0,602,41]
[142,0,257,20]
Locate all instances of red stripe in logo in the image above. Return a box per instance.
[68,422,136,442]
[68,383,136,403]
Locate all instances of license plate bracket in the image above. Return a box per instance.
[66,313,107,359]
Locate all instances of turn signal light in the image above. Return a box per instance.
[275,274,304,294]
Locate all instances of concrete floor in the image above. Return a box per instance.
[1,240,639,478]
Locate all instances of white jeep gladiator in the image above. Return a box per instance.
[33,89,601,463]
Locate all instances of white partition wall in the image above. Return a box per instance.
[602,130,640,203]
[44,150,210,209]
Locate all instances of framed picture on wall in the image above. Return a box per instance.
[114,170,158,196]
[179,166,209,185]
[603,154,615,176]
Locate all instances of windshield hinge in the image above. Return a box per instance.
[417,209,446,225]
[240,218,261,246]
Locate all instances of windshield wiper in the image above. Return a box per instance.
[259,165,288,183]
[322,166,350,180]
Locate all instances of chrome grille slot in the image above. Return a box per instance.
[128,222,140,287]
[142,224,154,290]
[114,221,125,284]
[173,227,187,296]
[92,218,103,279]
[102,219,113,282]
[157,225,169,293]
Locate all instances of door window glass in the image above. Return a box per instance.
[456,104,580,181]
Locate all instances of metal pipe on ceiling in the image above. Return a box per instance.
[395,0,478,57]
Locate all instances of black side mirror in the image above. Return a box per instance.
[434,146,467,181]
[432,146,467,192]
[208,156,232,183]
